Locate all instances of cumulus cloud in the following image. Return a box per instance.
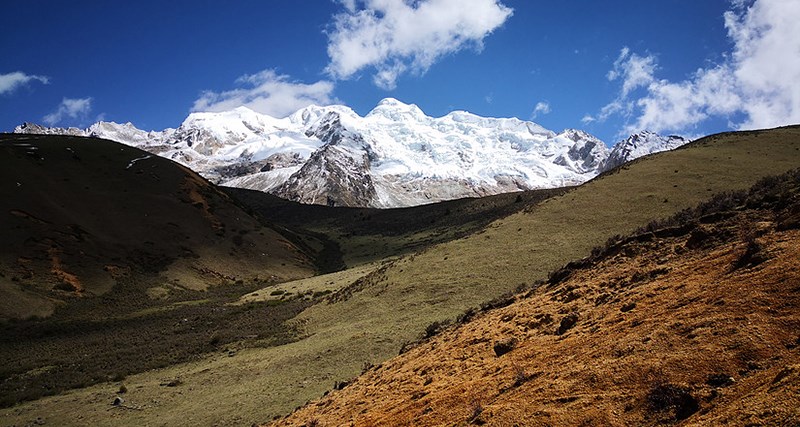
[531,101,551,119]
[591,0,800,136]
[192,70,337,118]
[607,47,657,98]
[43,97,92,126]
[0,71,49,95]
[326,0,513,89]
[725,0,800,129]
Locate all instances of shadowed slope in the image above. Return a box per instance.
[224,185,571,267]
[0,133,315,319]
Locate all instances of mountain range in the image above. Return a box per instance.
[15,99,689,207]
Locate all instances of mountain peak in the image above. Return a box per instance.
[559,128,596,142]
[183,105,266,124]
[376,97,409,107]
[367,98,426,122]
[232,105,259,114]
[599,131,690,172]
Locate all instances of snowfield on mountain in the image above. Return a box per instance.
[15,98,689,207]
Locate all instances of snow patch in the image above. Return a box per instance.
[125,155,152,170]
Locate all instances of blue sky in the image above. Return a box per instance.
[2,0,798,144]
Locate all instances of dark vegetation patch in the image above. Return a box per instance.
[733,232,766,270]
[0,276,313,408]
[705,373,735,388]
[424,320,450,340]
[468,400,485,425]
[645,383,699,421]
[479,291,519,312]
[629,268,670,285]
[493,337,517,357]
[556,312,580,335]
[511,363,533,387]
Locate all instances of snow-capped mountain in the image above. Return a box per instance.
[14,99,688,207]
[598,131,690,173]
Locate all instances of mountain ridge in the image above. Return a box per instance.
[14,99,689,207]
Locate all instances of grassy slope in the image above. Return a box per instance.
[224,185,570,268]
[275,173,800,426]
[1,127,799,426]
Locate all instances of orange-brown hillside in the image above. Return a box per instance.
[273,173,800,426]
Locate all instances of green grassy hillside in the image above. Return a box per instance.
[225,185,570,267]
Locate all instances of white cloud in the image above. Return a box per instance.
[593,0,800,136]
[326,0,513,90]
[338,0,357,12]
[0,71,49,95]
[630,66,743,134]
[724,0,800,129]
[192,69,337,118]
[43,97,92,126]
[607,47,657,98]
[730,0,750,10]
[531,101,551,119]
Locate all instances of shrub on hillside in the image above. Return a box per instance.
[493,337,517,357]
[424,320,451,339]
[646,383,699,421]
[733,233,765,270]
